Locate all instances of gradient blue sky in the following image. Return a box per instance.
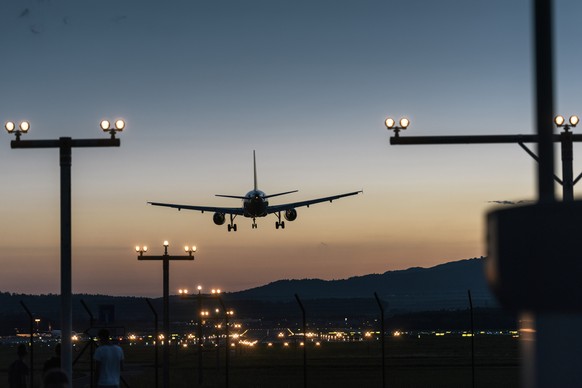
[1,0,581,296]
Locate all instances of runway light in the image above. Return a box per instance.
[554,115,565,126]
[570,115,579,127]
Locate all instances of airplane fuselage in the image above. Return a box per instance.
[243,190,268,218]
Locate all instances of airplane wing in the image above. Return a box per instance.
[147,202,245,215]
[266,190,362,213]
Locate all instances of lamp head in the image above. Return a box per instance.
[115,119,125,131]
[554,115,565,127]
[570,115,579,127]
[399,118,410,129]
[5,122,15,133]
[384,118,395,129]
[163,240,169,247]
[100,120,110,131]
[19,121,30,132]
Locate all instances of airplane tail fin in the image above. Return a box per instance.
[253,150,258,191]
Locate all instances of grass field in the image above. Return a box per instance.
[0,335,518,387]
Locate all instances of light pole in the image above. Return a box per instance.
[5,119,122,383]
[136,242,196,388]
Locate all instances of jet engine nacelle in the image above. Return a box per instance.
[213,213,226,225]
[284,208,297,221]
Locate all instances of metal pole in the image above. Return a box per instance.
[162,251,170,388]
[294,294,307,388]
[217,297,229,388]
[374,292,386,388]
[145,299,159,388]
[534,0,555,204]
[468,290,475,388]
[20,301,34,388]
[60,138,73,383]
[80,300,95,388]
[198,292,203,386]
[561,130,574,202]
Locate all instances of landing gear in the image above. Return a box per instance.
[252,218,258,229]
[227,214,238,232]
[274,212,285,229]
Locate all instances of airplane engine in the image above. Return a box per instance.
[284,208,297,221]
[213,213,226,225]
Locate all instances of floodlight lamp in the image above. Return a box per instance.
[19,121,30,132]
[191,246,197,252]
[135,246,140,252]
[399,118,410,129]
[100,120,110,131]
[570,115,579,127]
[184,246,189,252]
[143,246,148,252]
[384,118,395,129]
[554,115,565,126]
[5,122,15,133]
[216,289,221,294]
[163,240,169,247]
[197,285,202,291]
[115,119,125,130]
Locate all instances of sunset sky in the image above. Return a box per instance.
[1,0,582,296]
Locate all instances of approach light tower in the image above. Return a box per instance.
[136,241,196,388]
[4,119,123,383]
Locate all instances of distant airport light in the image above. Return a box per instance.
[163,240,169,247]
[197,285,202,291]
[100,118,124,139]
[184,245,196,256]
[554,115,565,126]
[570,115,579,127]
[178,288,188,295]
[135,245,148,256]
[384,116,410,137]
[5,121,30,140]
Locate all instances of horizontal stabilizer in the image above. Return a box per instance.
[215,194,248,200]
[263,190,298,199]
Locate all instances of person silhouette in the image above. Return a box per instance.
[94,329,124,388]
[8,344,29,388]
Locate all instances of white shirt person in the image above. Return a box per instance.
[94,329,124,388]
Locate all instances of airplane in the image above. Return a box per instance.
[148,151,362,232]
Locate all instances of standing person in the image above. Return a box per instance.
[43,343,61,375]
[94,329,124,388]
[8,344,29,388]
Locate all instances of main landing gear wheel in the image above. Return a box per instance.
[252,223,258,229]
[228,224,237,232]
[275,221,285,229]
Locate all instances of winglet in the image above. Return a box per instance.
[253,150,258,191]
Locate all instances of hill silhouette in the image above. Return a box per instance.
[230,257,495,311]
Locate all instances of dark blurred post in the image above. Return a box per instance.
[20,301,34,388]
[294,294,307,388]
[145,299,159,388]
[374,292,386,388]
[468,290,475,388]
[80,300,96,388]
